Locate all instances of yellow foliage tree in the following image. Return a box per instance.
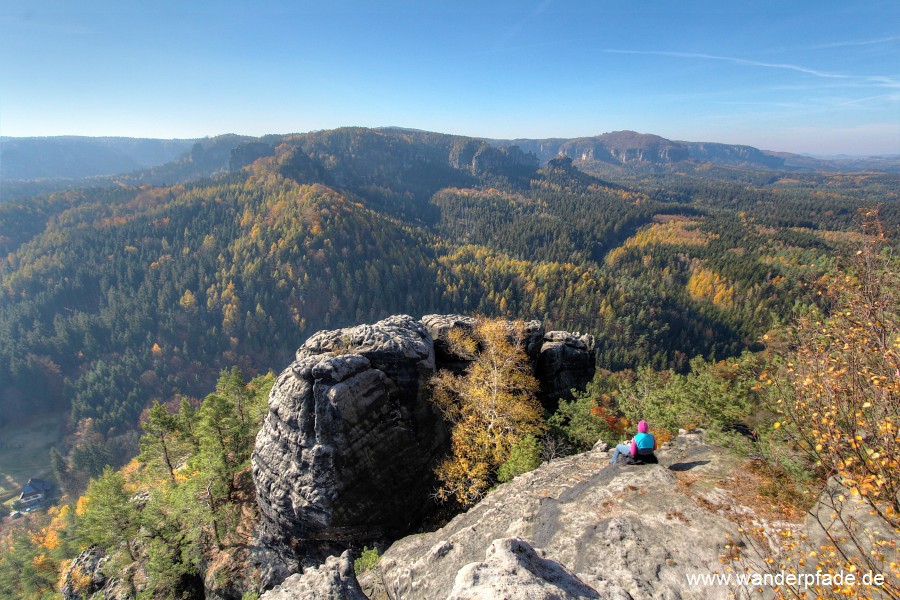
[178,289,198,314]
[687,265,735,309]
[431,318,545,506]
[749,214,899,598]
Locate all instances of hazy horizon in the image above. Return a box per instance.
[2,1,898,156]
[3,128,900,159]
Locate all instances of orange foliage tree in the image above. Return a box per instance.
[431,318,545,506]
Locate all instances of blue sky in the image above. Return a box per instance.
[1,0,898,155]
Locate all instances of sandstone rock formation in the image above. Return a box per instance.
[252,315,448,547]
[61,546,109,600]
[254,373,882,600]
[558,132,690,165]
[447,537,602,600]
[252,313,598,584]
[536,331,596,405]
[423,315,593,406]
[448,140,539,177]
[421,314,476,374]
[367,432,752,600]
[260,551,367,600]
[521,320,548,361]
[489,131,788,171]
[261,431,764,599]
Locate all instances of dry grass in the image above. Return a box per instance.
[673,459,808,524]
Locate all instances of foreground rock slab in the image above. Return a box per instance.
[448,537,603,600]
[260,551,367,600]
[371,434,748,600]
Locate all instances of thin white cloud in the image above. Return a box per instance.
[712,101,806,109]
[804,36,900,50]
[604,49,847,79]
[836,93,900,108]
[603,49,900,89]
[491,0,555,53]
[865,75,900,89]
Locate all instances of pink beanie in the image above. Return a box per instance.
[638,420,649,433]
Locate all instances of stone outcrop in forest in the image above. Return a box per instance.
[61,546,109,600]
[251,314,596,561]
[422,314,594,405]
[536,330,597,406]
[252,315,446,548]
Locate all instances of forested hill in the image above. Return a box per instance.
[0,136,197,180]
[486,131,783,170]
[485,130,900,174]
[5,129,899,200]
[0,135,257,201]
[1,126,898,446]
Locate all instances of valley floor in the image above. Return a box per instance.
[0,412,65,503]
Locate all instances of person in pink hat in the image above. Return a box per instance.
[609,420,656,464]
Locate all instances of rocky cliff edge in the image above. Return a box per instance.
[263,431,784,599]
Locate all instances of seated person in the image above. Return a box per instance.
[609,420,657,464]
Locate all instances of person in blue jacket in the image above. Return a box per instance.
[609,420,656,464]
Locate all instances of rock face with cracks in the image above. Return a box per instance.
[252,315,449,546]
[536,330,596,404]
[61,546,109,600]
[421,314,477,375]
[447,537,602,600]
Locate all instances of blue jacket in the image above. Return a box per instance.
[631,432,656,456]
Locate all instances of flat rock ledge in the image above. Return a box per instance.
[368,433,751,600]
